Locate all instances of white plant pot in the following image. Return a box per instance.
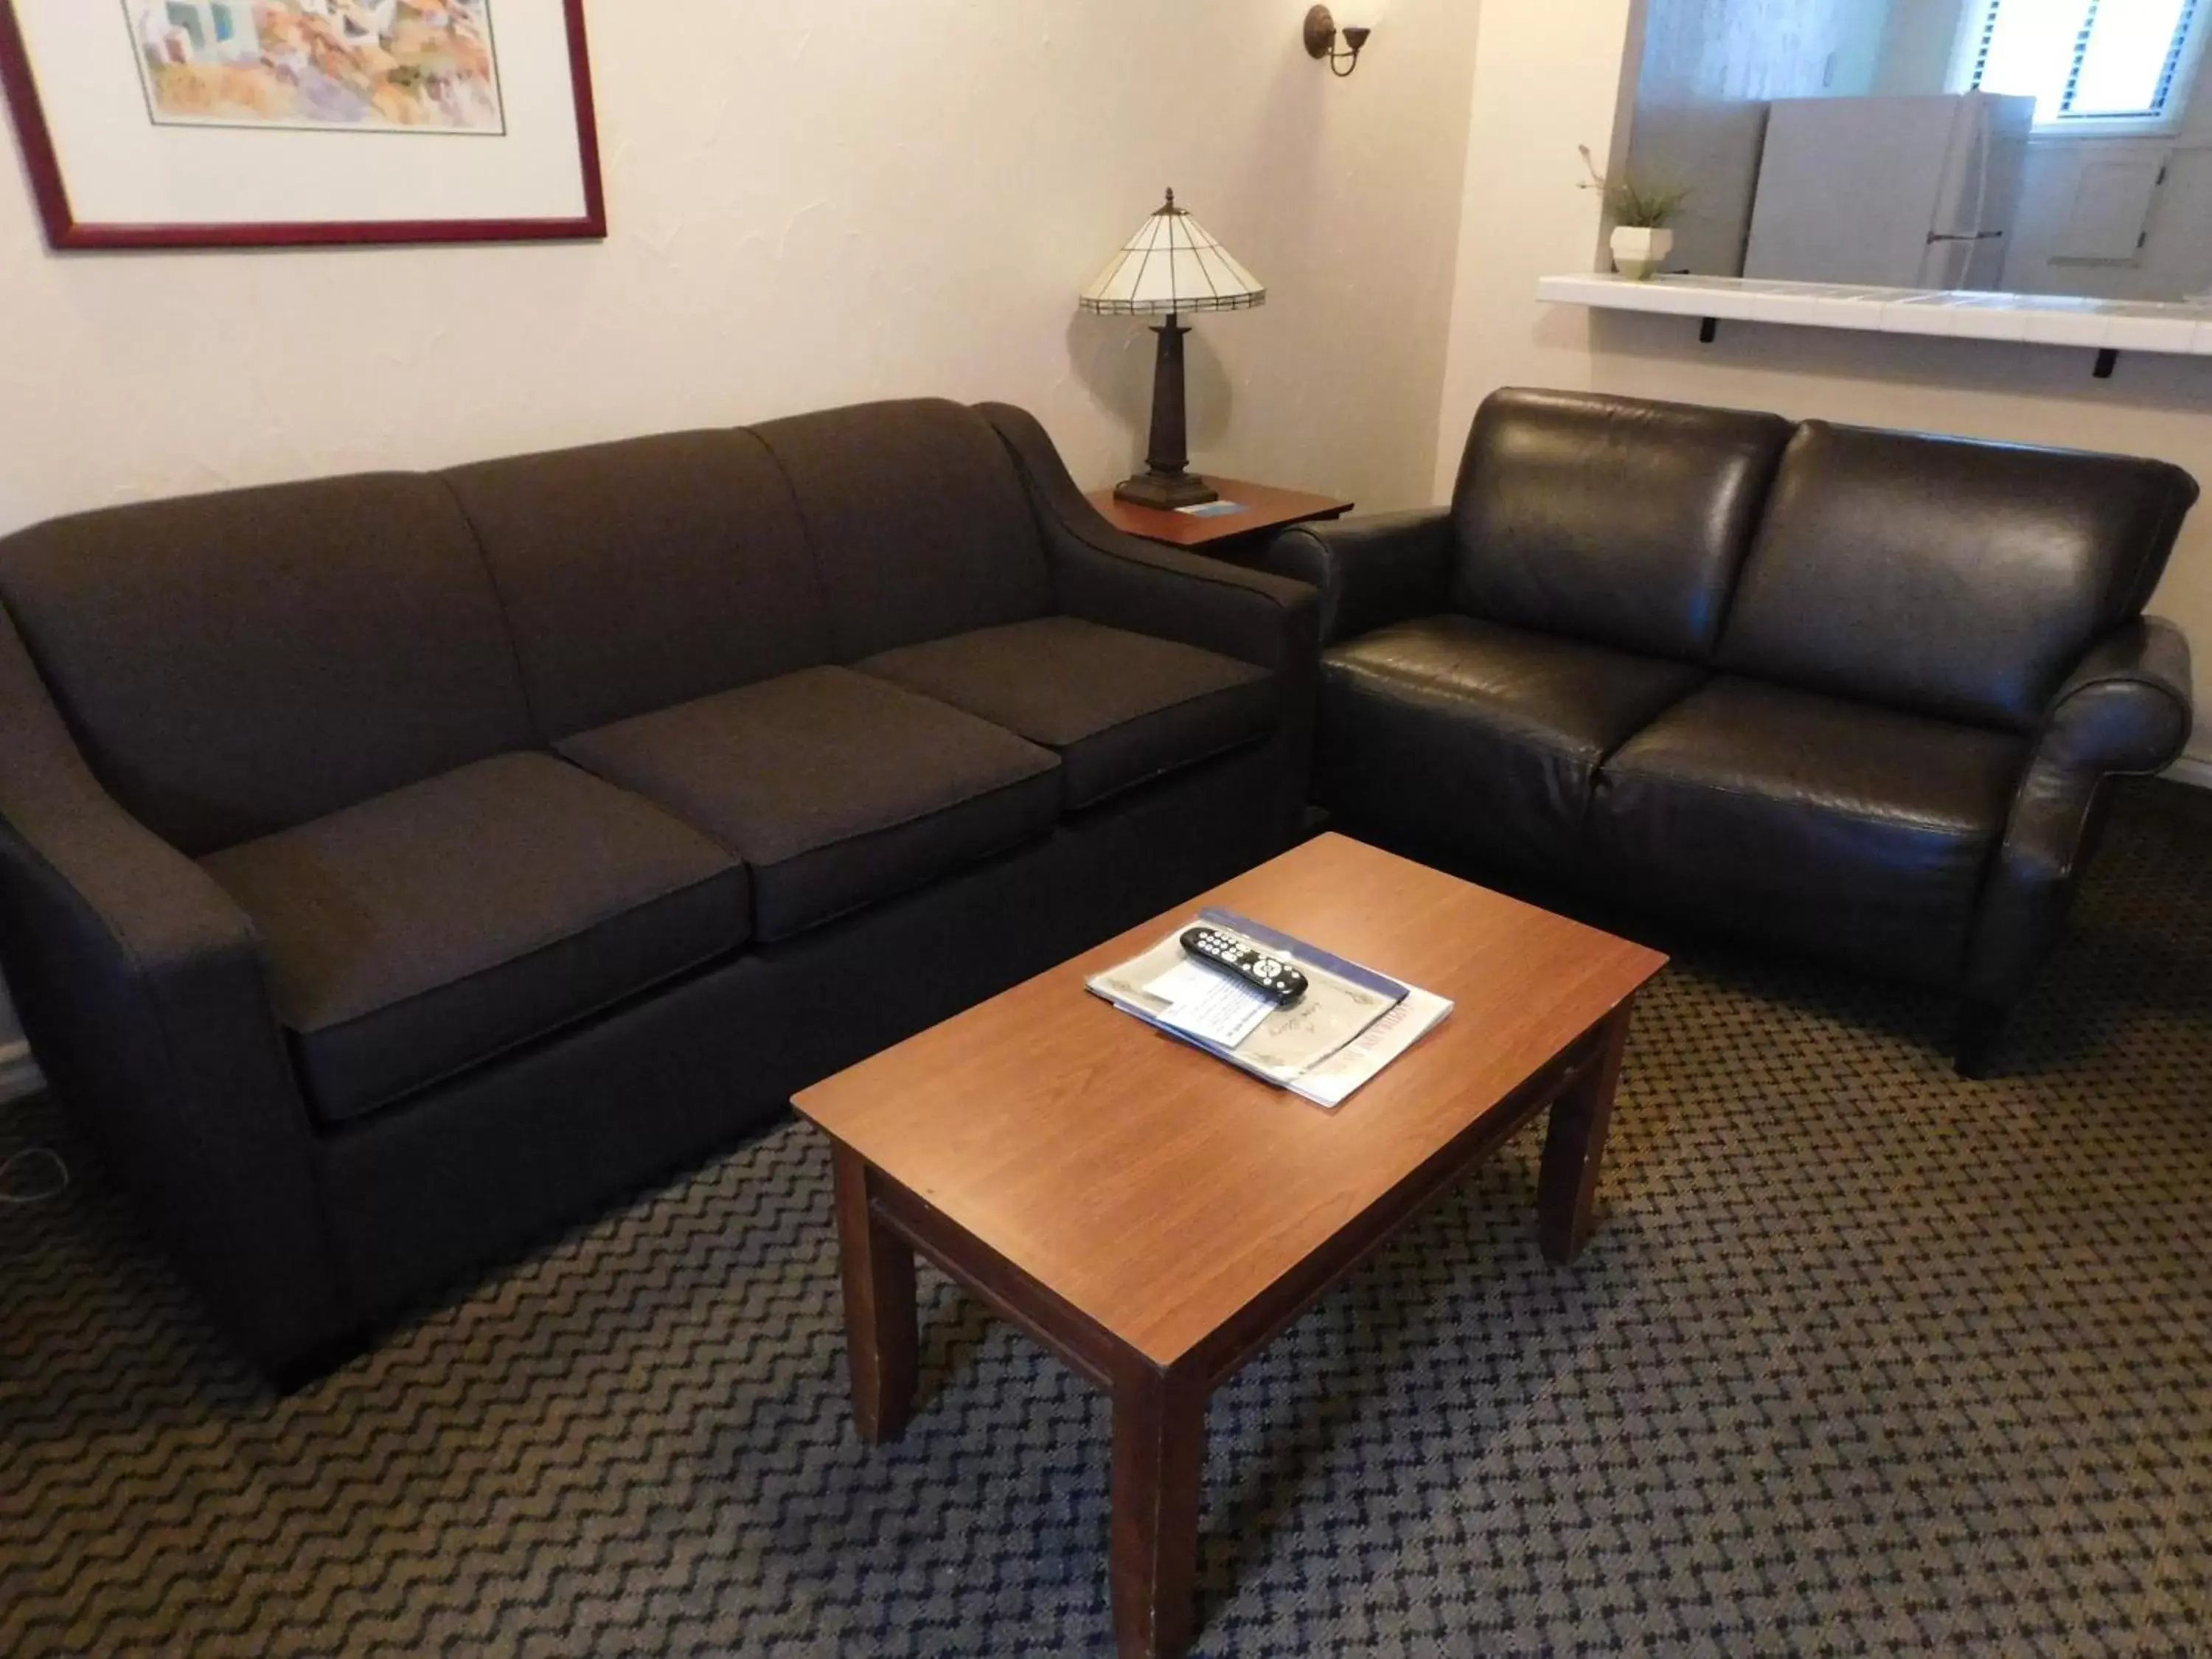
[1610,225,1674,281]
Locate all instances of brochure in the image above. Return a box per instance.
[1085,908,1453,1108]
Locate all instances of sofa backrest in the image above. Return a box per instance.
[751,398,1052,661]
[1451,389,1792,661]
[1718,422,2197,731]
[0,473,533,856]
[445,429,828,740]
[0,397,1068,855]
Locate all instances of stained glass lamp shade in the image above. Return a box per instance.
[1079,190,1266,508]
[1080,192,1267,317]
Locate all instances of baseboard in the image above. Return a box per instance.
[0,1040,46,1105]
[2166,752,2212,790]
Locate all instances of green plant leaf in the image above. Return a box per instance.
[1576,144,1688,228]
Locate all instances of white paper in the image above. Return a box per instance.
[1144,959,1274,1048]
[1087,918,1455,1111]
[1291,988,1455,1108]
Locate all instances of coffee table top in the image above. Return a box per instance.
[793,835,1666,1367]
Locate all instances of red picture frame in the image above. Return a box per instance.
[0,0,604,251]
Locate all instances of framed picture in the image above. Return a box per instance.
[0,1,603,249]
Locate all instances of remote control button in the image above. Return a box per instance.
[1179,927,1306,1006]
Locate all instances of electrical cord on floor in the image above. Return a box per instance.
[0,1146,68,1206]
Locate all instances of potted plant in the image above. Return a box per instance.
[1579,145,1689,280]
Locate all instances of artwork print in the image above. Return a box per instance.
[125,0,504,133]
[0,0,599,246]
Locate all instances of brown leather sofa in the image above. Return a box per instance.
[0,398,1316,1380]
[1271,388,2197,1074]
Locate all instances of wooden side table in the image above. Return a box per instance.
[1086,476,1353,563]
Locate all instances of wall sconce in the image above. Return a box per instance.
[1304,5,1373,77]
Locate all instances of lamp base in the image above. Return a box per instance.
[1113,470,1219,510]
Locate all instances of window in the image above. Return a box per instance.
[1961,0,2210,131]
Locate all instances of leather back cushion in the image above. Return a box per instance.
[1451,388,1791,661]
[1719,422,2198,731]
[446,430,830,740]
[0,474,532,855]
[751,398,1051,660]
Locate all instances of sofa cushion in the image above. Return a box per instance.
[1587,676,2028,981]
[749,399,1052,660]
[557,667,1061,942]
[1318,614,1705,877]
[1450,388,1792,662]
[445,429,830,740]
[855,617,1275,809]
[1718,421,2198,731]
[0,473,533,856]
[201,754,748,1126]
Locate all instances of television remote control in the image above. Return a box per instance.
[1180,927,1308,1005]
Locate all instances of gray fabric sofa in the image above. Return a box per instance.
[0,398,1317,1381]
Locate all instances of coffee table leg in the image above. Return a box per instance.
[1110,1357,1206,1659]
[1538,1001,1635,1265]
[832,1143,918,1444]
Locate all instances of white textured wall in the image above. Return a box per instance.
[0,0,1481,529]
[0,0,1484,1090]
[1436,0,2212,776]
[1874,0,1968,96]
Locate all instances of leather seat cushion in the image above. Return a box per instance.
[1588,676,2027,981]
[559,666,1061,942]
[857,616,1276,809]
[1318,614,1705,876]
[201,754,749,1126]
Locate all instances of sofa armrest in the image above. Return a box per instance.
[975,401,1320,673]
[1264,510,1455,647]
[2003,616,2192,874]
[1964,617,2194,1008]
[977,401,1321,845]
[0,609,346,1374]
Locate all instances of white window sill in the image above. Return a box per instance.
[2027,123,2189,142]
[2029,116,2188,139]
[1537,273,2212,361]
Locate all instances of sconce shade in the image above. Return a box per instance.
[1079,192,1266,316]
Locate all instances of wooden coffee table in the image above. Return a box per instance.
[793,835,1666,1658]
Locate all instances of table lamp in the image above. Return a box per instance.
[1079,189,1267,509]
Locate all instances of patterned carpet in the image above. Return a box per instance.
[2,781,2208,1657]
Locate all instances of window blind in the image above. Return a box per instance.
[1966,0,2204,122]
